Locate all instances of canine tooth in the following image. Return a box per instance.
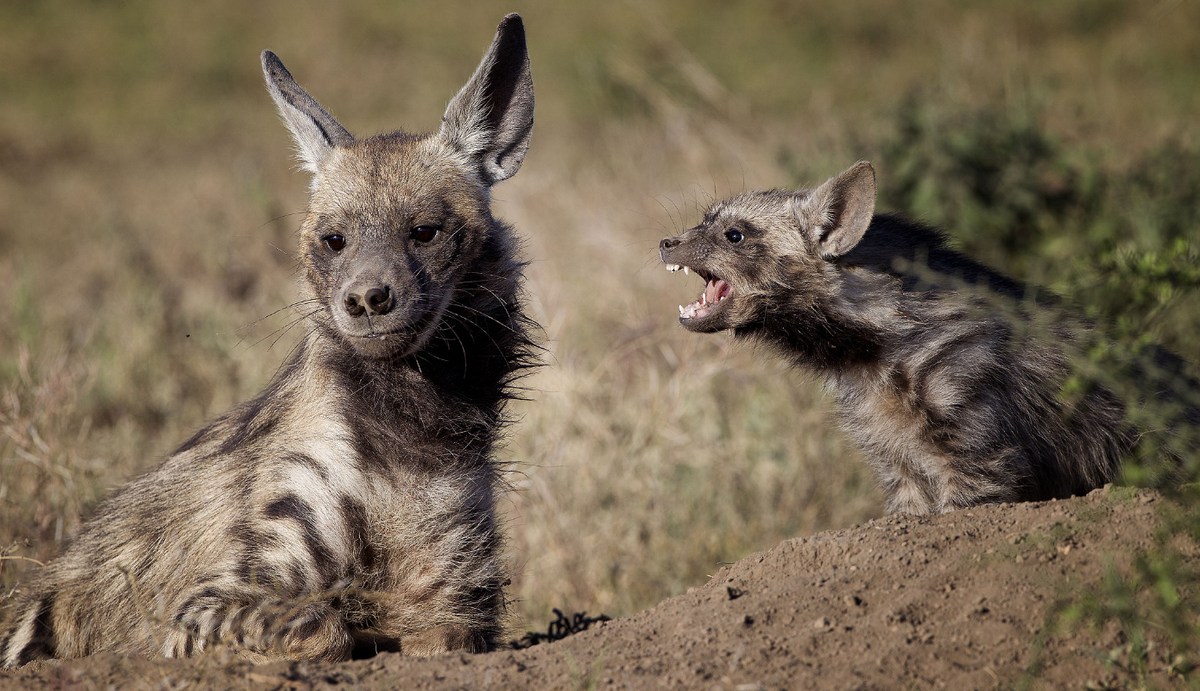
[683,266,689,276]
[679,305,685,316]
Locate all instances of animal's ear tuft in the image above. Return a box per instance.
[439,14,535,186]
[262,50,354,175]
[794,161,876,259]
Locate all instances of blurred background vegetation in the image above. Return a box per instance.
[2,0,1200,664]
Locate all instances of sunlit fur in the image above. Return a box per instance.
[2,15,536,666]
[661,162,1144,515]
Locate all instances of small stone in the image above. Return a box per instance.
[814,617,831,629]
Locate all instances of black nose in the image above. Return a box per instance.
[660,237,681,251]
[344,286,393,317]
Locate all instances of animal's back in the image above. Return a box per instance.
[834,213,1130,509]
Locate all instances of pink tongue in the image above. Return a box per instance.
[704,279,730,304]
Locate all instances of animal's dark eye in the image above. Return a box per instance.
[411,226,439,243]
[323,234,345,252]
[725,229,744,244]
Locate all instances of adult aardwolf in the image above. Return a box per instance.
[2,13,536,665]
[658,161,1188,515]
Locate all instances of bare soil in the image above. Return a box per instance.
[1,486,1181,690]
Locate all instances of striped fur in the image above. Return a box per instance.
[659,161,1174,515]
[2,14,536,666]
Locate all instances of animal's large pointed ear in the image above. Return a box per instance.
[439,14,534,185]
[262,50,354,174]
[793,161,876,259]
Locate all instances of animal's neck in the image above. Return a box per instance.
[740,283,888,373]
[752,319,881,373]
[409,270,532,414]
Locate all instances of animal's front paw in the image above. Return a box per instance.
[275,601,353,662]
[232,649,273,665]
[401,624,488,656]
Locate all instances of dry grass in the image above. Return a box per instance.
[1,0,1198,637]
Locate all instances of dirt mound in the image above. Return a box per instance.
[1,487,1177,690]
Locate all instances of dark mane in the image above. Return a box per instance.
[840,213,1027,300]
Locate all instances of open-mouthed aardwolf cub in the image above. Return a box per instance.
[659,161,1178,515]
[2,14,536,666]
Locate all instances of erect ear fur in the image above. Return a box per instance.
[262,50,354,175]
[792,161,877,259]
[439,14,534,186]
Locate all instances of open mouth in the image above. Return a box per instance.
[664,263,733,321]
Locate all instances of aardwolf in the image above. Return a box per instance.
[658,161,1183,515]
[2,14,536,665]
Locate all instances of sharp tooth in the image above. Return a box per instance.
[679,305,685,316]
[683,266,689,276]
